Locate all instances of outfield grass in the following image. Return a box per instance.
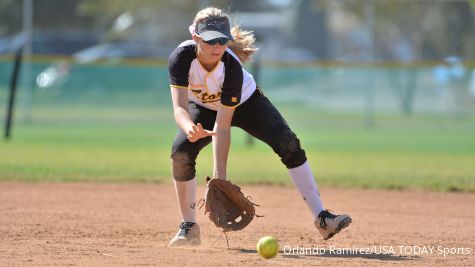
[1,105,474,192]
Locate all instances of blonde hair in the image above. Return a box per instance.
[193,7,258,63]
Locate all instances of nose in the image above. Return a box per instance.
[212,45,226,53]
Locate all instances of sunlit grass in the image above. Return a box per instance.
[1,110,474,192]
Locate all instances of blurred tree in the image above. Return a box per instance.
[295,0,329,59]
[1,0,473,60]
[324,0,474,116]
[78,0,198,45]
[443,1,474,58]
[0,0,22,35]
[199,0,282,12]
[332,0,475,61]
[32,0,96,30]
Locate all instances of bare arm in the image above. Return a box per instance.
[212,106,235,180]
[170,86,215,142]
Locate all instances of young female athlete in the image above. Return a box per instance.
[168,7,351,246]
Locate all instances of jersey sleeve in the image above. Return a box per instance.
[168,45,195,88]
[221,53,243,107]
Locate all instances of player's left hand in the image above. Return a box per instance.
[187,123,216,142]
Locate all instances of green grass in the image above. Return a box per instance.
[1,105,474,192]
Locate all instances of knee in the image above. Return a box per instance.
[171,152,196,181]
[277,130,307,169]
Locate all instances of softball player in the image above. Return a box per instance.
[168,7,351,246]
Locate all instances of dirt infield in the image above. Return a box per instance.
[0,182,474,266]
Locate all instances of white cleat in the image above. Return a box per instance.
[315,210,352,240]
[169,222,201,247]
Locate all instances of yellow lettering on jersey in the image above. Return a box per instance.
[191,88,202,95]
[189,86,221,104]
[201,92,222,103]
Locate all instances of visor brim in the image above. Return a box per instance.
[199,31,233,42]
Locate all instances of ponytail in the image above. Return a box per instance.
[229,25,258,63]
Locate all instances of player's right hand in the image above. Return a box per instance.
[187,123,216,142]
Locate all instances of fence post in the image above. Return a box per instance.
[4,47,23,141]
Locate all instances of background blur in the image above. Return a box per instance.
[0,0,474,191]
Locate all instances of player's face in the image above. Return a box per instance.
[196,37,228,65]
